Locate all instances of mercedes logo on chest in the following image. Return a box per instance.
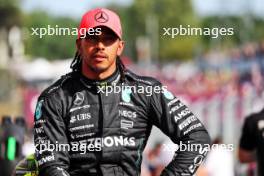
[73,92,85,105]
[95,11,109,23]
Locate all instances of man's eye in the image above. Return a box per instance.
[86,35,97,41]
[104,36,117,42]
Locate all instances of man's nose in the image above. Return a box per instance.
[95,40,105,50]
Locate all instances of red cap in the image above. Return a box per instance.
[78,8,122,39]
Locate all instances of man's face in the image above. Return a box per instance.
[77,26,124,74]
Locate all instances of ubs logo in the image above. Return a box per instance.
[73,92,84,105]
[70,113,91,123]
[95,11,109,23]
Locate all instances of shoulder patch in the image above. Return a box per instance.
[35,100,44,120]
[162,87,174,100]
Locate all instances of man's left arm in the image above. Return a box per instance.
[149,85,211,176]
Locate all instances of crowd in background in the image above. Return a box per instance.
[135,41,264,102]
[135,40,264,176]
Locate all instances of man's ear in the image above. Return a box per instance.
[76,39,81,52]
[117,40,125,56]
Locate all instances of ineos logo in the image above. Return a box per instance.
[119,110,137,118]
[95,11,109,23]
[73,92,84,105]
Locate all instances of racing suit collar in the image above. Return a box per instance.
[79,67,120,88]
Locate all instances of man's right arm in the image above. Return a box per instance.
[34,94,70,176]
[239,116,257,163]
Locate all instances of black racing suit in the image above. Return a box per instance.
[240,109,264,176]
[34,68,211,176]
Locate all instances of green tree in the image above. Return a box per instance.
[23,11,78,60]
[122,0,201,61]
[114,1,264,62]
[0,0,22,28]
[200,16,264,50]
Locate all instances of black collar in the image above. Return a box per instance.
[79,67,120,88]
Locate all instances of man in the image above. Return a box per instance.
[239,108,264,176]
[34,8,211,176]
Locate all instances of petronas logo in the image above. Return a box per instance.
[35,100,44,120]
[122,88,132,103]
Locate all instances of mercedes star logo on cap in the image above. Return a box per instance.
[95,11,109,23]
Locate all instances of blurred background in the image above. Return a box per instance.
[1,0,264,175]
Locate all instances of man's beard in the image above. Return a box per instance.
[81,54,109,73]
[88,64,108,73]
